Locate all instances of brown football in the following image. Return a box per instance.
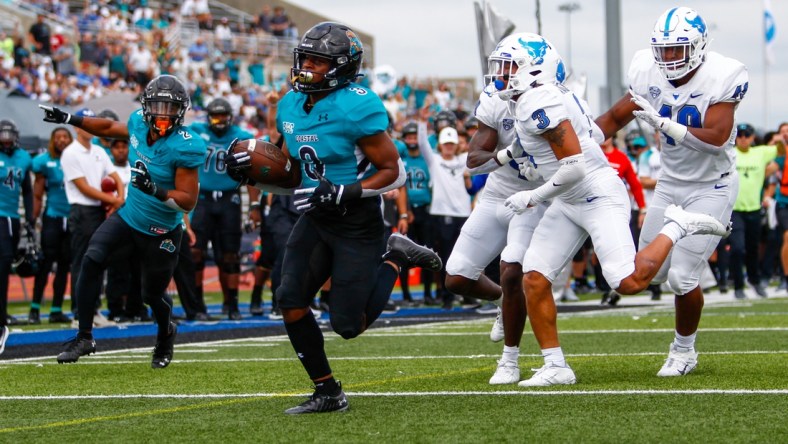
[229,139,301,188]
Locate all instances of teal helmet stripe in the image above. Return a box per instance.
[663,7,679,37]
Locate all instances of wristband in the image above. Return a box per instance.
[70,114,83,127]
[399,213,408,219]
[153,185,168,202]
[495,148,511,166]
[338,181,363,203]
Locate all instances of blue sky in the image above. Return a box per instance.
[288,0,787,130]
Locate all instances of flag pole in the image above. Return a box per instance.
[764,3,769,129]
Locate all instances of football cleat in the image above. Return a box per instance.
[383,233,442,271]
[250,301,264,316]
[518,363,577,387]
[657,343,698,377]
[489,360,520,385]
[664,204,731,238]
[48,312,72,323]
[285,383,349,414]
[0,325,8,355]
[151,322,177,369]
[57,335,97,363]
[28,309,40,325]
[489,307,504,342]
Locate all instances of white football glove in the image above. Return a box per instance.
[517,158,542,181]
[503,190,536,214]
[630,94,688,143]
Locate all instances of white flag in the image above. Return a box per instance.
[764,0,776,65]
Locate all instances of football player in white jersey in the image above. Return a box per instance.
[494,33,730,387]
[596,7,747,377]
[443,33,555,385]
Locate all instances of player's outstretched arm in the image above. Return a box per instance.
[595,92,638,140]
[38,104,129,139]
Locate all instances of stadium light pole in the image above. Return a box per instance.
[558,2,580,69]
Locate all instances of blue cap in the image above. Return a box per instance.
[74,108,95,118]
[631,136,648,148]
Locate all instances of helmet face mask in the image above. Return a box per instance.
[206,98,233,136]
[0,119,19,155]
[484,33,566,101]
[291,22,364,94]
[141,75,189,137]
[651,7,708,80]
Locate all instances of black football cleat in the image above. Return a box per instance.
[250,301,264,316]
[151,322,177,369]
[49,312,72,324]
[285,383,349,415]
[383,233,442,272]
[57,335,97,363]
[28,309,40,325]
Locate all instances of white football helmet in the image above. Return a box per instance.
[484,32,566,100]
[651,7,709,80]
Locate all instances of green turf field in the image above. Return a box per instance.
[1,297,786,443]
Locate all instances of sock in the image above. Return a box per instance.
[502,345,519,363]
[542,346,566,367]
[574,276,588,287]
[228,289,239,309]
[659,222,685,244]
[30,303,40,310]
[314,377,340,396]
[78,330,93,340]
[284,314,332,381]
[673,331,697,350]
[251,285,263,303]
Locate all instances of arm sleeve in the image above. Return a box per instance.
[530,153,587,203]
[416,122,435,167]
[360,158,406,198]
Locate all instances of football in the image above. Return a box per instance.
[229,139,301,188]
[101,176,117,193]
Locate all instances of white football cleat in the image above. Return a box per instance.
[657,343,698,377]
[518,363,577,387]
[664,204,731,238]
[489,307,504,342]
[489,360,520,385]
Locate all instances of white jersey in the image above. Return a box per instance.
[628,49,748,182]
[474,89,545,198]
[636,147,661,206]
[512,83,613,202]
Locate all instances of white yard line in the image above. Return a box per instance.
[2,350,785,366]
[1,389,786,400]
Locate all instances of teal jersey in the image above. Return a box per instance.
[31,152,69,218]
[118,109,206,235]
[0,148,32,218]
[401,150,431,207]
[277,83,388,188]
[190,122,253,191]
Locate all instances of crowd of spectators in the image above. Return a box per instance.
[0,1,475,150]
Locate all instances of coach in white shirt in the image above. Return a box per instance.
[60,108,124,320]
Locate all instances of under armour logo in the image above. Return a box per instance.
[318,114,328,121]
[320,195,332,203]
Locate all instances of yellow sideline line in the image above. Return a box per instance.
[0,366,491,433]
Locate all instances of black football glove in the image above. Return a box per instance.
[38,104,74,124]
[293,172,362,211]
[224,138,251,185]
[130,160,167,201]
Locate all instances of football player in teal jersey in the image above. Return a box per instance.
[189,98,260,320]
[226,22,442,414]
[398,121,436,305]
[40,75,206,368]
[0,119,34,353]
[29,126,74,324]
